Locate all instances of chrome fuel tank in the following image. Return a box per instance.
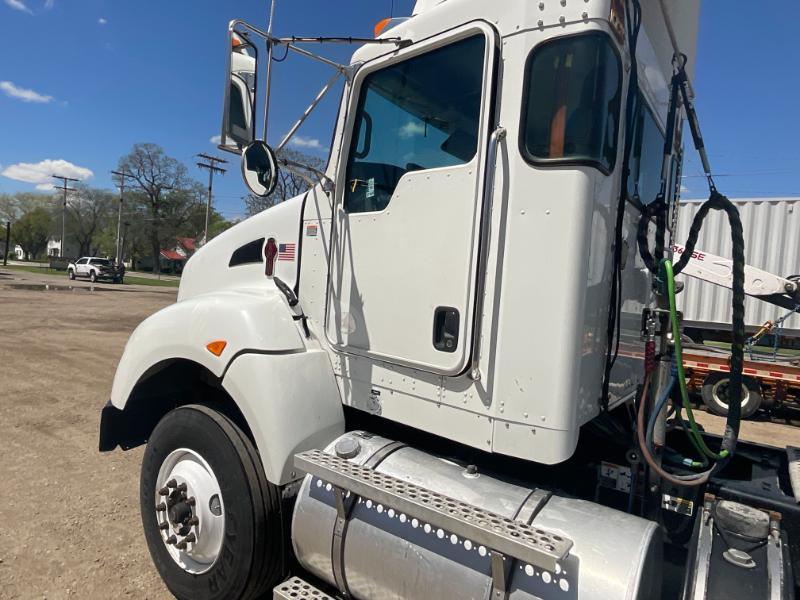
[292,432,662,600]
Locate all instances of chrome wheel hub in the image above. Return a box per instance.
[155,448,225,574]
[712,379,750,410]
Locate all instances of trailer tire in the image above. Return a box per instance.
[140,405,285,600]
[700,373,762,419]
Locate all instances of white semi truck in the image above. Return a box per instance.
[99,1,800,598]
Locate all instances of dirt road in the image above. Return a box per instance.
[0,268,797,599]
[0,269,173,599]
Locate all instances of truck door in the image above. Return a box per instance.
[326,23,498,375]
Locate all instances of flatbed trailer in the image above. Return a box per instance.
[683,346,800,419]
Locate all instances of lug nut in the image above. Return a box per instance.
[187,517,199,526]
[155,502,166,512]
[176,482,187,493]
[185,533,196,544]
[158,522,170,531]
[166,478,178,488]
[176,540,188,550]
[158,487,169,496]
[165,535,177,545]
[186,497,196,507]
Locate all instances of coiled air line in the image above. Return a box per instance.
[635,53,746,487]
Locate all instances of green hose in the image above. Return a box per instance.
[662,259,729,461]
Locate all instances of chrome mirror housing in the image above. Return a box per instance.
[241,141,278,197]
[220,31,257,151]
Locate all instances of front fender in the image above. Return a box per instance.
[110,289,304,409]
[222,350,344,484]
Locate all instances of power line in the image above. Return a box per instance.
[111,170,136,264]
[196,153,228,244]
[51,175,79,258]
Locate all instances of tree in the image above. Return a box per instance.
[117,143,200,274]
[13,207,52,260]
[65,186,115,257]
[0,192,53,223]
[244,148,326,217]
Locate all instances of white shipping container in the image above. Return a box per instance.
[675,197,800,336]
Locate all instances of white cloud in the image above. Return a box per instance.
[1,159,93,187]
[0,80,53,103]
[98,17,107,25]
[4,0,33,13]
[680,185,690,194]
[35,183,55,191]
[209,134,222,145]
[398,121,425,139]
[288,135,323,150]
[44,0,54,8]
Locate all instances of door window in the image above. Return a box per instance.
[344,35,487,213]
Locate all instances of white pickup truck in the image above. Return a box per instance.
[67,257,124,284]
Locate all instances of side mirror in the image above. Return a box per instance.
[221,31,258,151]
[242,141,279,197]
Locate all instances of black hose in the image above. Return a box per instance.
[601,0,642,411]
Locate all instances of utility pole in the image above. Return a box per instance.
[52,175,79,258]
[111,170,136,266]
[3,221,10,267]
[196,154,228,245]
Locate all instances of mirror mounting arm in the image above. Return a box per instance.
[279,159,335,194]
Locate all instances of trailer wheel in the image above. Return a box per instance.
[700,373,762,419]
[140,405,285,600]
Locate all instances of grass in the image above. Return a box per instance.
[704,339,800,358]
[1,264,180,288]
[122,275,179,288]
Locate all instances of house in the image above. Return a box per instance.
[46,237,79,259]
[138,237,198,273]
[0,244,25,260]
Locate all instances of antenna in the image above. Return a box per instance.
[263,0,278,141]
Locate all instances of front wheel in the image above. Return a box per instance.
[701,372,763,419]
[140,405,286,600]
[89,270,97,283]
[68,269,75,280]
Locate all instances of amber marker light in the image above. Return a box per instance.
[374,18,392,38]
[206,340,228,356]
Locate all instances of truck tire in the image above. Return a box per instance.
[140,405,285,600]
[89,270,97,283]
[68,269,75,280]
[701,372,762,419]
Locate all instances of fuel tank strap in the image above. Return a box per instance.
[487,488,553,600]
[329,440,406,598]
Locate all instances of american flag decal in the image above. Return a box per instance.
[278,243,296,261]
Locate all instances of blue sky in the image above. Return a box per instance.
[0,0,798,220]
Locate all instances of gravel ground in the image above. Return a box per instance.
[0,268,174,599]
[0,267,797,599]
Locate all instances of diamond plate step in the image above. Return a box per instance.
[295,449,572,572]
[274,576,335,599]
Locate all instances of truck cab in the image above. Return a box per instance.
[99,2,798,599]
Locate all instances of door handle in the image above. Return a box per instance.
[433,307,460,353]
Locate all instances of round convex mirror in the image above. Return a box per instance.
[241,141,278,197]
